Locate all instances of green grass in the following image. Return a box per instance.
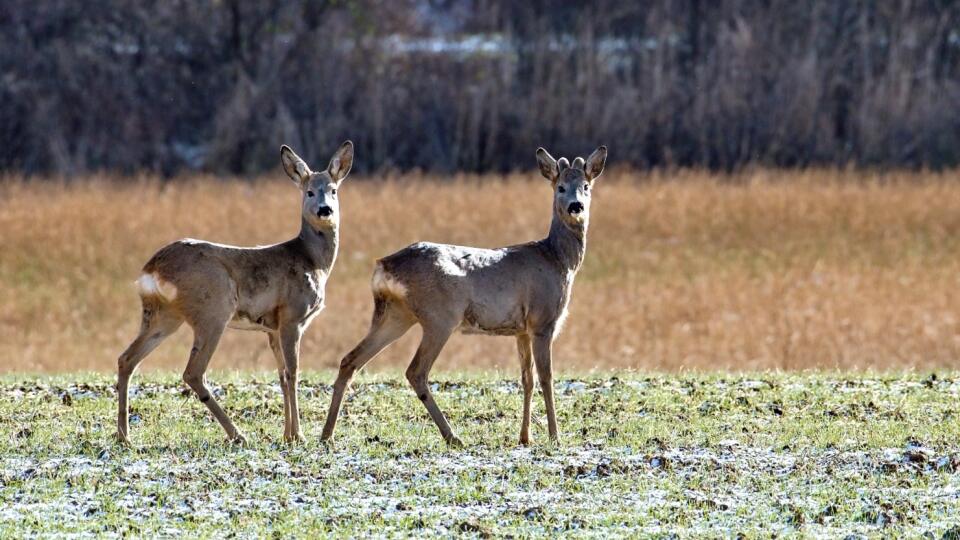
[2,371,960,537]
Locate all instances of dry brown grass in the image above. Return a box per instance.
[2,169,960,373]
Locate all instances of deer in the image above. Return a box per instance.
[116,141,354,445]
[320,145,607,447]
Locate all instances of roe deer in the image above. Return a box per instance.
[116,141,354,444]
[320,145,607,446]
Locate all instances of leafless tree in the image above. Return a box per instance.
[2,0,958,176]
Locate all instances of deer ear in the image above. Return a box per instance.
[327,140,354,183]
[281,145,311,187]
[584,145,607,182]
[536,147,559,182]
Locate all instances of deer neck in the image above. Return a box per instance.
[545,214,587,273]
[298,217,339,273]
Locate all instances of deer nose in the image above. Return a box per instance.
[567,202,585,215]
[316,206,333,217]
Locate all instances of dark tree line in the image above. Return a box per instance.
[2,0,959,177]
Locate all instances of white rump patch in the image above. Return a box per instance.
[136,273,178,301]
[371,264,407,298]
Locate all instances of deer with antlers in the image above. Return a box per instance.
[320,145,607,446]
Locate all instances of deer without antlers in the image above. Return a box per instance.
[320,145,607,446]
[116,141,354,444]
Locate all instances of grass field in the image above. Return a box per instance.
[1,371,959,536]
[2,169,960,373]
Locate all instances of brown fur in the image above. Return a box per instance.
[116,141,354,444]
[320,145,607,446]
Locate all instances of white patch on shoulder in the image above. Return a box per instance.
[435,257,467,277]
[371,263,408,298]
[136,273,178,301]
[434,247,507,277]
[180,237,240,249]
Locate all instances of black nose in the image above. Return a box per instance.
[567,202,585,214]
[317,206,333,217]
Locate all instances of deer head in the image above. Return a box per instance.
[536,146,607,229]
[281,141,354,230]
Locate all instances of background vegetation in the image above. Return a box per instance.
[3,0,960,176]
[2,169,959,373]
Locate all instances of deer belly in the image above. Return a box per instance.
[460,303,524,336]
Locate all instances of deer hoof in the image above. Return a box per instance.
[229,433,248,446]
[446,435,465,449]
[115,432,131,446]
[285,432,306,444]
[518,436,531,446]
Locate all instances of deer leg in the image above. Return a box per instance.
[517,334,534,446]
[182,320,245,443]
[279,324,304,443]
[405,322,460,447]
[321,298,413,442]
[268,333,292,441]
[117,303,182,444]
[532,332,559,442]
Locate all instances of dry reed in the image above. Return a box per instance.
[1,168,959,373]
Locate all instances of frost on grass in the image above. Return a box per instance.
[0,374,959,536]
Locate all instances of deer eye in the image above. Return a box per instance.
[583,184,589,193]
[558,185,566,193]
[331,188,337,195]
[307,190,315,197]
